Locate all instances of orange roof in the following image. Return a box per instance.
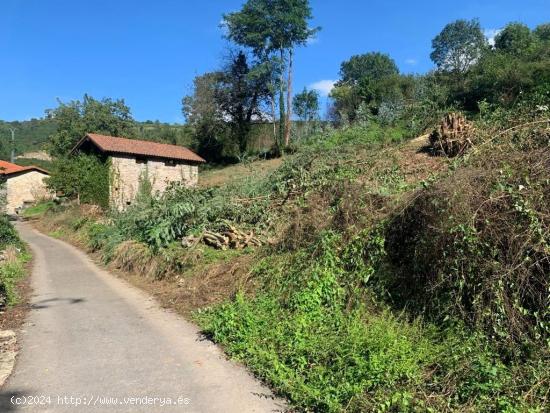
[72,133,206,163]
[0,160,49,176]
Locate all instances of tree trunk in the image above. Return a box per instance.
[284,48,293,147]
[270,92,277,144]
[278,48,286,153]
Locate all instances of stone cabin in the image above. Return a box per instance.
[71,133,206,209]
[0,160,50,214]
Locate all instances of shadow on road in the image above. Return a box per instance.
[31,297,85,309]
[0,389,31,411]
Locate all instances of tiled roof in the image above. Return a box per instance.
[0,160,49,176]
[73,133,206,163]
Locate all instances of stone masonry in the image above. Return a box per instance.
[110,155,198,210]
[5,170,50,214]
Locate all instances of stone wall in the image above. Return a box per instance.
[110,155,198,210]
[5,171,50,214]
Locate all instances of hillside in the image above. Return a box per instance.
[0,118,194,161]
[28,100,550,412]
[0,118,57,158]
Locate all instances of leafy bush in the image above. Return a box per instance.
[0,216,23,249]
[198,232,435,412]
[0,217,28,308]
[46,154,110,208]
[0,249,30,308]
[386,146,550,353]
[199,229,549,411]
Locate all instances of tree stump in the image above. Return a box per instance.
[429,112,474,157]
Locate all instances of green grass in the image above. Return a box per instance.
[0,251,31,307]
[33,119,550,412]
[197,230,549,412]
[48,229,66,239]
[21,201,55,218]
[0,216,30,308]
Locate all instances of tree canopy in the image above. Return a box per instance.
[46,95,135,157]
[339,52,399,85]
[223,0,317,54]
[430,19,487,73]
[293,87,319,122]
[182,52,270,161]
[495,23,533,55]
[223,0,319,150]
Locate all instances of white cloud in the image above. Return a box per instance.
[309,79,336,96]
[306,36,319,45]
[405,58,417,65]
[484,28,502,46]
[219,18,229,35]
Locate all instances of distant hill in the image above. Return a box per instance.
[0,118,194,161]
[0,118,57,159]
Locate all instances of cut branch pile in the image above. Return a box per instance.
[429,112,474,157]
[181,223,262,251]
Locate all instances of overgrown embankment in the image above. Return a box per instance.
[0,217,30,315]
[0,216,31,386]
[31,106,549,412]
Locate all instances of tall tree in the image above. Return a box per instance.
[430,19,487,73]
[339,52,399,85]
[182,72,228,162]
[293,87,319,122]
[223,0,319,151]
[494,23,534,55]
[182,52,270,160]
[330,52,400,122]
[217,51,270,154]
[46,95,135,157]
[293,87,319,137]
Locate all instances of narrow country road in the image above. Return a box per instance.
[0,222,285,412]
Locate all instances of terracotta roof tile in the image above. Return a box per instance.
[73,134,206,163]
[0,160,49,176]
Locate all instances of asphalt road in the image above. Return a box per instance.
[0,222,285,412]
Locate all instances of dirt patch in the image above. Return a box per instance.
[115,255,255,317]
[396,134,449,183]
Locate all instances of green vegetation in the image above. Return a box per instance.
[0,118,57,159]
[21,201,56,219]
[0,216,30,308]
[11,3,550,411]
[46,94,137,157]
[46,154,110,208]
[224,0,319,149]
[34,96,550,410]
[0,216,23,249]
[330,19,550,132]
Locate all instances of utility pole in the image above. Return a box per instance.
[8,128,16,163]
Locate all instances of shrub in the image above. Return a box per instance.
[0,216,22,249]
[385,148,550,352]
[198,232,434,412]
[46,154,110,208]
[0,218,27,308]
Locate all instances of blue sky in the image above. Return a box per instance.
[0,0,548,123]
